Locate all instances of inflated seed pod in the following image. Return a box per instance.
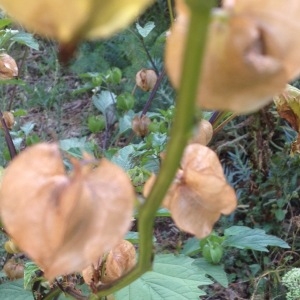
[132,115,151,137]
[101,240,136,283]
[136,69,157,91]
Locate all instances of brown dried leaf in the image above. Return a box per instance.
[0,143,135,280]
[165,0,300,113]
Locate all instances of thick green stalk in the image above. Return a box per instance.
[92,1,214,298]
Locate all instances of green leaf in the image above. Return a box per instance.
[24,262,40,290]
[124,231,139,244]
[11,32,39,50]
[20,122,35,136]
[92,91,116,115]
[0,279,33,300]
[155,208,171,217]
[223,226,290,252]
[119,110,135,135]
[111,145,135,171]
[0,18,12,29]
[59,137,93,157]
[115,254,213,300]
[136,21,155,38]
[193,258,228,288]
[181,237,201,256]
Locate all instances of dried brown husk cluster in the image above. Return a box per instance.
[82,240,136,285]
[0,143,135,280]
[165,0,300,113]
[144,144,237,238]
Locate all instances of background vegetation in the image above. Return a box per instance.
[0,1,299,299]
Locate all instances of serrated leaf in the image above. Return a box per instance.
[111,145,135,171]
[181,237,201,256]
[11,32,39,50]
[223,226,290,252]
[193,258,228,288]
[0,279,33,300]
[92,91,116,115]
[115,254,213,300]
[119,110,135,135]
[59,137,87,151]
[136,21,155,38]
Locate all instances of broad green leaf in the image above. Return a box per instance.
[181,237,201,256]
[59,137,94,158]
[115,254,213,300]
[92,91,116,115]
[119,110,135,135]
[155,208,171,217]
[11,32,39,50]
[136,21,155,38]
[124,231,139,244]
[193,258,228,288]
[20,122,35,136]
[223,226,290,252]
[111,145,135,171]
[0,279,33,300]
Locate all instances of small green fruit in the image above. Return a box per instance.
[117,92,135,111]
[202,243,223,264]
[88,115,106,133]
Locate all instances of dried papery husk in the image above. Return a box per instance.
[3,258,24,280]
[0,143,135,280]
[0,0,154,44]
[0,53,18,79]
[132,115,151,137]
[143,144,237,238]
[0,112,15,130]
[135,69,157,91]
[82,264,96,285]
[189,119,213,145]
[274,84,300,132]
[101,240,136,283]
[165,0,300,113]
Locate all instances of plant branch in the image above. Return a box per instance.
[8,47,29,111]
[92,0,214,298]
[0,109,17,159]
[141,68,166,116]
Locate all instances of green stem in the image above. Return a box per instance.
[92,1,214,298]
[167,0,174,24]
